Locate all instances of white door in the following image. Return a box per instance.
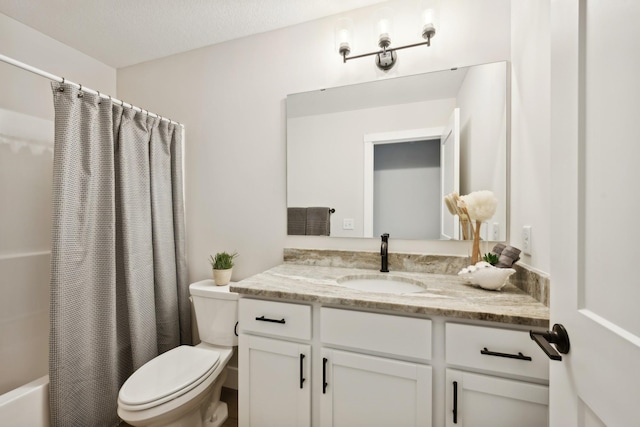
[440,108,460,240]
[320,348,432,427]
[445,369,548,427]
[549,1,640,426]
[238,335,311,427]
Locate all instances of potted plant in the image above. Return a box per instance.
[209,251,238,286]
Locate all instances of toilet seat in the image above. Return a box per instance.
[118,345,220,411]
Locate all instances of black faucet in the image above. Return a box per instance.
[380,233,390,272]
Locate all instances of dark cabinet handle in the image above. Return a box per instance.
[255,315,286,324]
[322,357,328,394]
[299,354,306,389]
[481,347,532,361]
[530,324,570,361]
[452,381,458,424]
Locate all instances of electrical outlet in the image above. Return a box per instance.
[522,226,532,255]
[343,218,355,230]
[492,223,500,241]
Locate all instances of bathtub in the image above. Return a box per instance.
[0,375,50,427]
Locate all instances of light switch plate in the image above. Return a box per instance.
[522,226,532,255]
[343,218,355,230]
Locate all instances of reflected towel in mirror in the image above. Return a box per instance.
[306,207,331,236]
[287,207,307,235]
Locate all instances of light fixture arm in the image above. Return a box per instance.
[341,35,433,64]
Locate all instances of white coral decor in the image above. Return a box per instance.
[458,190,497,221]
[459,262,516,291]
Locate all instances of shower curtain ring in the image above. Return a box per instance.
[78,83,83,98]
[59,77,65,92]
[97,91,101,104]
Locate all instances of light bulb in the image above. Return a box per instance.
[335,18,354,57]
[374,7,394,49]
[420,3,437,40]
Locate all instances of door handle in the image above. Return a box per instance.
[255,315,286,324]
[322,357,328,394]
[299,354,306,389]
[452,380,458,424]
[480,347,532,361]
[529,323,570,361]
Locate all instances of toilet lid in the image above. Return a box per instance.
[119,345,220,406]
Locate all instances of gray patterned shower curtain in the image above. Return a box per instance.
[49,82,189,426]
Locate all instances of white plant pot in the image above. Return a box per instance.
[213,268,233,286]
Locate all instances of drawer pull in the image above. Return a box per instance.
[322,357,328,394]
[480,347,532,361]
[255,315,286,324]
[452,380,458,424]
[299,354,306,389]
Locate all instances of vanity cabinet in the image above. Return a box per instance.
[320,307,432,427]
[238,299,312,427]
[444,369,548,427]
[237,298,549,427]
[321,349,432,427]
[240,335,311,427]
[444,323,549,427]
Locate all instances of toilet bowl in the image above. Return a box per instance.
[118,281,238,427]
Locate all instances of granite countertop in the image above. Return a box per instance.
[230,263,550,327]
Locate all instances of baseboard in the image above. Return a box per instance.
[224,365,238,390]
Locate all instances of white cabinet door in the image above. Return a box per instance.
[321,348,432,427]
[445,369,548,427]
[550,1,640,426]
[238,335,310,427]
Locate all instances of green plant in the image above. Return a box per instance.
[209,251,238,270]
[483,252,499,265]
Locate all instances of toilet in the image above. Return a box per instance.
[117,280,238,427]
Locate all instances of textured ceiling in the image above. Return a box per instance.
[0,0,387,68]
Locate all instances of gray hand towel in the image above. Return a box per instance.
[306,207,331,236]
[288,207,307,235]
[496,245,521,268]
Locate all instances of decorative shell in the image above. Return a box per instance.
[458,262,516,291]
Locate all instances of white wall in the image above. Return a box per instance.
[118,0,512,282]
[510,0,550,273]
[0,13,116,394]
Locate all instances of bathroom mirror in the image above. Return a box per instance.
[286,61,507,241]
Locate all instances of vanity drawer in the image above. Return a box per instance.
[321,307,431,361]
[239,298,311,341]
[446,323,549,380]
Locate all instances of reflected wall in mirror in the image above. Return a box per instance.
[286,61,508,241]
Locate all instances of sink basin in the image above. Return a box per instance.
[336,274,427,294]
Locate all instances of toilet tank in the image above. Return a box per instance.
[189,280,238,347]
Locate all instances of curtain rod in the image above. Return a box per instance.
[0,53,183,128]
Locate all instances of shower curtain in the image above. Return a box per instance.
[48,82,189,426]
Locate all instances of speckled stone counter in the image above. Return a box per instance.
[230,263,550,327]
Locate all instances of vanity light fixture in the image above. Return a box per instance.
[337,5,437,71]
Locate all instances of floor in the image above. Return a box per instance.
[221,387,239,427]
[120,387,238,426]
